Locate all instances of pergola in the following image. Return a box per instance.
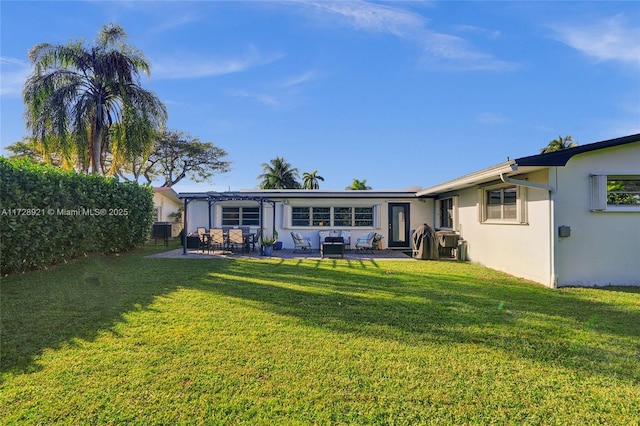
[178,192,277,255]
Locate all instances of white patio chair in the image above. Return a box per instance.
[355,232,376,253]
[291,232,312,252]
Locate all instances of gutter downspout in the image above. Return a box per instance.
[500,173,557,288]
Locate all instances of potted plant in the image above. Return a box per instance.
[261,236,277,256]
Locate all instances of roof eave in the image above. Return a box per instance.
[416,161,517,197]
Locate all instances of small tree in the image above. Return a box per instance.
[302,170,324,189]
[258,157,301,189]
[540,135,578,153]
[346,178,372,190]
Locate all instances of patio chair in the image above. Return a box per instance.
[355,232,377,253]
[207,228,225,253]
[197,227,207,252]
[291,231,312,252]
[228,228,247,254]
[249,228,261,252]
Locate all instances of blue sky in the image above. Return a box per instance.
[1,1,639,192]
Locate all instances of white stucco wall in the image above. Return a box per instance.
[278,197,430,250]
[153,192,181,222]
[552,142,640,287]
[454,169,554,287]
[185,197,432,250]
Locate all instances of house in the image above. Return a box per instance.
[180,133,639,288]
[153,187,182,237]
[417,133,640,288]
[180,188,429,250]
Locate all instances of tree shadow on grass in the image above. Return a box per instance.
[0,254,204,375]
[2,256,639,384]
[193,259,640,383]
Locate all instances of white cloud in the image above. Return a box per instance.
[552,15,640,67]
[304,1,424,37]
[292,1,517,72]
[419,32,518,71]
[281,70,318,88]
[0,57,31,97]
[151,47,283,80]
[227,89,280,107]
[454,25,501,40]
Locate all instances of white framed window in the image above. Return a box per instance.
[479,184,527,223]
[591,174,640,212]
[437,197,458,229]
[222,206,260,226]
[290,206,374,227]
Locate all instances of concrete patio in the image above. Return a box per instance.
[147,247,416,261]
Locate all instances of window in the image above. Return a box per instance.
[290,206,374,227]
[354,207,373,227]
[292,207,310,226]
[241,207,260,225]
[480,185,526,223]
[334,207,352,227]
[439,198,454,228]
[312,207,330,226]
[607,177,640,206]
[222,206,260,226]
[591,174,640,211]
[222,207,239,225]
[487,187,517,220]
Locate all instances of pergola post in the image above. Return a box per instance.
[182,198,189,255]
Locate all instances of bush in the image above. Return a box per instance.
[0,158,154,274]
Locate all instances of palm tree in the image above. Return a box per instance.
[346,178,372,190]
[23,23,167,174]
[258,157,301,189]
[302,170,324,189]
[540,135,578,154]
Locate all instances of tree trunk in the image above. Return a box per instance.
[92,102,104,174]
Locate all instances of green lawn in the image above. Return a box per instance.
[2,243,639,424]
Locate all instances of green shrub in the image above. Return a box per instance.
[0,157,154,274]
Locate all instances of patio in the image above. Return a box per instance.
[147,247,416,261]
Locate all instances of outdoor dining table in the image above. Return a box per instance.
[195,230,255,253]
[221,231,255,252]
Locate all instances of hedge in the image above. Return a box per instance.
[0,157,154,274]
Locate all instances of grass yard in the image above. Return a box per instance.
[1,242,639,425]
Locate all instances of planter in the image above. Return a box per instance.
[262,246,274,256]
[274,241,283,250]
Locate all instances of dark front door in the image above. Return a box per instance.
[388,203,410,248]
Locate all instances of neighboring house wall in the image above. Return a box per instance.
[454,169,554,286]
[154,190,183,237]
[553,142,640,287]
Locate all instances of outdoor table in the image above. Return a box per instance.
[321,241,345,258]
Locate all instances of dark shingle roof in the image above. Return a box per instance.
[515,133,640,167]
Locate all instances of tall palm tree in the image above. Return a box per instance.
[540,135,578,154]
[302,170,324,189]
[23,23,167,174]
[346,178,372,190]
[258,157,301,189]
